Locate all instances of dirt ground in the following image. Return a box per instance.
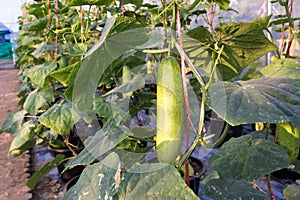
[0,66,32,200]
[0,61,64,200]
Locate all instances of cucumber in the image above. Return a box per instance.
[156,57,185,163]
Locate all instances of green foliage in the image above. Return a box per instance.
[9,0,300,199]
[209,135,290,181]
[24,88,55,115]
[63,153,119,200]
[0,110,27,134]
[277,122,300,163]
[207,78,300,126]
[26,154,65,189]
[38,102,80,138]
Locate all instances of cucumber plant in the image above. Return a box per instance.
[2,0,300,199]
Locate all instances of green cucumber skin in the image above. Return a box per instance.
[156,57,185,163]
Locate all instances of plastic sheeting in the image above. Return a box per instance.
[0,42,13,59]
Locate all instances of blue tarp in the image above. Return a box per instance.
[0,23,10,35]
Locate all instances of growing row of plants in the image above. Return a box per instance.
[1,0,300,199]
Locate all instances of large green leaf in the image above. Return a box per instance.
[0,110,27,134]
[38,102,80,138]
[23,88,55,115]
[63,153,119,200]
[26,61,57,88]
[216,20,277,80]
[209,135,290,181]
[205,178,269,199]
[71,16,158,111]
[183,28,214,81]
[118,163,199,199]
[260,58,300,84]
[65,126,133,169]
[8,121,36,156]
[207,78,300,126]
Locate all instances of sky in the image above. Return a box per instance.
[0,0,26,32]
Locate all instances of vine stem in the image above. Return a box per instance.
[266,174,276,200]
[175,3,191,186]
[54,0,59,62]
[47,0,51,61]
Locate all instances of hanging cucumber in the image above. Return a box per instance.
[277,122,300,163]
[156,57,185,163]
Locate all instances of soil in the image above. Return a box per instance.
[0,66,32,200]
[0,61,64,200]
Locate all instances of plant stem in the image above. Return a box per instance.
[266,174,276,200]
[175,2,191,186]
[54,0,59,62]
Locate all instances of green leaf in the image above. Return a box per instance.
[213,0,230,10]
[103,74,145,97]
[66,0,113,6]
[68,43,88,56]
[277,122,300,163]
[0,110,27,134]
[24,88,55,115]
[65,126,133,169]
[50,62,78,87]
[209,135,290,181]
[8,121,36,155]
[64,61,82,101]
[38,102,80,138]
[94,97,112,119]
[27,61,57,88]
[207,78,300,126]
[27,2,47,18]
[260,58,300,84]
[205,178,269,199]
[71,16,149,111]
[63,153,119,200]
[118,163,199,199]
[23,17,48,31]
[32,42,47,58]
[252,15,272,29]
[26,154,65,189]
[216,21,278,80]
[283,184,300,200]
